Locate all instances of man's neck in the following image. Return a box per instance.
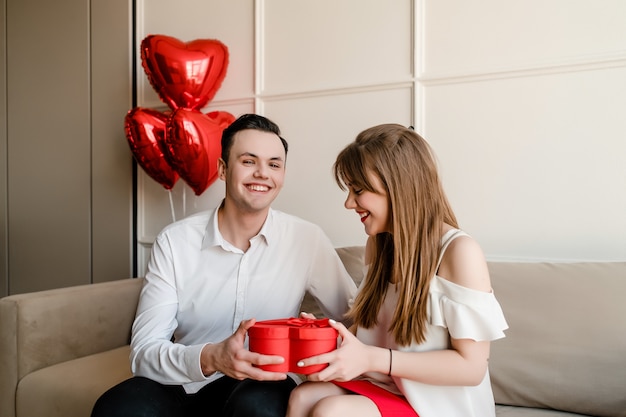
[217,204,269,251]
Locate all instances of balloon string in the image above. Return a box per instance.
[182,186,187,218]
[168,189,176,223]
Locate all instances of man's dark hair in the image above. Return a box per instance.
[221,114,288,165]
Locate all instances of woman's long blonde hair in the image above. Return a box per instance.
[333,124,458,345]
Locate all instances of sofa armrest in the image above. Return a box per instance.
[0,277,143,417]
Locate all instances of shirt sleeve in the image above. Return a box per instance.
[429,277,509,342]
[130,232,209,384]
[306,230,358,322]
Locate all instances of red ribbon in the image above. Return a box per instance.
[257,317,331,328]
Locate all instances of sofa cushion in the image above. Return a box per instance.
[495,404,585,416]
[16,345,132,417]
[488,261,626,417]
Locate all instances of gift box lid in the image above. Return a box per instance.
[248,318,338,339]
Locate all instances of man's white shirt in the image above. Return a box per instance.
[130,207,356,393]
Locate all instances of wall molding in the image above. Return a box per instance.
[419,51,626,86]
[258,80,414,102]
[412,0,425,133]
[133,97,255,112]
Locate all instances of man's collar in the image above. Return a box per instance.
[201,207,222,250]
[257,208,273,245]
[201,206,274,250]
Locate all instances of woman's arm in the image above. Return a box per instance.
[384,338,490,386]
[303,322,490,386]
[303,233,494,386]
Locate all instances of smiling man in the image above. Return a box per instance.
[91,114,357,417]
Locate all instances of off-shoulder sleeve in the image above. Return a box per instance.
[428,277,508,341]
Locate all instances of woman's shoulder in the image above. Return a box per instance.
[437,231,491,292]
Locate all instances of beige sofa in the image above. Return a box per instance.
[1,246,625,417]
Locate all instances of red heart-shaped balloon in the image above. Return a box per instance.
[124,107,179,190]
[165,109,235,195]
[141,35,229,111]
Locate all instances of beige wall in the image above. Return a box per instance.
[135,0,414,274]
[2,1,624,296]
[135,0,626,276]
[0,0,133,296]
[422,1,626,261]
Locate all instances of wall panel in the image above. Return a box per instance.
[7,0,91,294]
[261,0,412,94]
[136,0,255,107]
[423,0,626,76]
[135,0,416,275]
[91,0,134,282]
[426,66,626,260]
[422,1,626,261]
[265,87,413,248]
[0,0,7,296]
[2,0,133,295]
[135,0,625,269]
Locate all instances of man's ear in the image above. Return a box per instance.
[217,158,227,180]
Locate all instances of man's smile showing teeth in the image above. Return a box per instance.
[247,184,269,192]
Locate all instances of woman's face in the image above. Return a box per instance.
[343,172,391,236]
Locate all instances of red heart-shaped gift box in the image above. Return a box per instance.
[248,318,338,374]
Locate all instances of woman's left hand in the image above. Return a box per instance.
[297,319,374,382]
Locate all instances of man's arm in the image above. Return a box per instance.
[307,233,358,321]
[130,234,209,384]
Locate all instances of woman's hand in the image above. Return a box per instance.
[296,319,377,382]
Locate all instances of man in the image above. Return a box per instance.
[91,114,357,417]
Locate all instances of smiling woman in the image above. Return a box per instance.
[286,124,507,417]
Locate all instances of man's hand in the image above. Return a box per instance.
[200,318,288,381]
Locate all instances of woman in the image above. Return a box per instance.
[286,124,508,417]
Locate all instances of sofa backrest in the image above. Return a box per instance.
[301,247,626,416]
[3,247,623,417]
[488,261,626,417]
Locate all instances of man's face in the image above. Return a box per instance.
[218,129,286,214]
